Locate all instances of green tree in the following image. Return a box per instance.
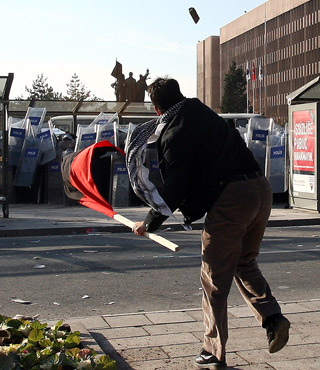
[65,73,91,100]
[25,74,63,100]
[220,61,247,113]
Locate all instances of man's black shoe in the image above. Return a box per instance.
[194,349,227,368]
[266,314,290,353]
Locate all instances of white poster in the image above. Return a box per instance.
[292,173,315,194]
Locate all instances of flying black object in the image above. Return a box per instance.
[189,7,200,24]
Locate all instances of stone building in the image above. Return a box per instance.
[197,0,320,124]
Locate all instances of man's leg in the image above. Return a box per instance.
[234,177,290,352]
[201,239,233,362]
[234,177,280,324]
[200,179,263,361]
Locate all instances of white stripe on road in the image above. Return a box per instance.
[153,248,320,259]
[260,248,320,254]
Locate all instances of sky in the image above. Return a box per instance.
[1,0,265,101]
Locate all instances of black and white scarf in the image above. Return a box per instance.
[125,99,186,216]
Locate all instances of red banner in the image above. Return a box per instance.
[252,62,256,81]
[292,110,315,173]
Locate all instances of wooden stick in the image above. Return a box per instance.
[113,213,180,252]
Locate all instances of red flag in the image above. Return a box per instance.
[62,140,180,251]
[252,62,256,81]
[69,140,124,218]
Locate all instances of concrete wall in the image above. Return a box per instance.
[220,0,310,43]
[197,36,220,111]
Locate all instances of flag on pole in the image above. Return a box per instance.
[246,61,251,81]
[61,140,180,251]
[62,140,124,218]
[259,63,263,81]
[252,62,256,81]
[111,61,123,79]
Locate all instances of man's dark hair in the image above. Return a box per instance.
[147,77,184,113]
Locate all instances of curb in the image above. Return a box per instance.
[0,224,129,238]
[2,217,320,238]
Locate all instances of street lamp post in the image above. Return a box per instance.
[0,73,14,218]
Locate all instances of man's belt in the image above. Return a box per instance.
[230,170,263,183]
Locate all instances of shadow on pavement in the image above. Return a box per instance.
[90,331,134,370]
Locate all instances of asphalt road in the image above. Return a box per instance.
[0,225,319,322]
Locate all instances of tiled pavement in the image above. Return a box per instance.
[63,299,320,369]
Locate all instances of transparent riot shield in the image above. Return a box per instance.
[247,117,274,174]
[37,122,57,165]
[8,117,26,166]
[265,123,287,193]
[74,113,119,151]
[96,113,119,146]
[24,107,47,138]
[13,108,46,187]
[13,124,41,186]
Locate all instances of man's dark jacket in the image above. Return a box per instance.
[143,98,261,232]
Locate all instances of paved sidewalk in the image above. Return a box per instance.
[1,203,320,237]
[2,203,320,368]
[63,299,320,370]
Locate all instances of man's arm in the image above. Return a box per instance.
[133,116,199,233]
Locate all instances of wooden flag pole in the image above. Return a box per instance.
[113,214,180,252]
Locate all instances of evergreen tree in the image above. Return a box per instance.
[220,61,247,113]
[25,74,63,100]
[65,73,91,100]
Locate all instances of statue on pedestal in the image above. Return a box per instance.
[111,61,150,102]
[111,61,126,102]
[111,73,125,102]
[124,72,137,102]
[136,69,150,102]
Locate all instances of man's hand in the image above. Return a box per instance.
[132,221,146,236]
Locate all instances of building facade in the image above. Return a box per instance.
[197,0,320,125]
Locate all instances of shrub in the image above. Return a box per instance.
[0,315,116,370]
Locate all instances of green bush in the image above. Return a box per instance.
[0,315,116,370]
